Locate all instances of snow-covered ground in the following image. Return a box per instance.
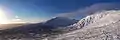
[45,10,120,40]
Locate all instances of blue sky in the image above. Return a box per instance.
[0,0,120,23]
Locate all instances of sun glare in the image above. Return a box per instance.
[0,8,8,24]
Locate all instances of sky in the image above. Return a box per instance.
[0,0,120,23]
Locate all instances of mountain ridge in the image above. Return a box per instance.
[47,10,120,40]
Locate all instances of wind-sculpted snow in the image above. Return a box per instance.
[45,10,120,40]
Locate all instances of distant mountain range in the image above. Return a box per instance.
[44,17,78,28]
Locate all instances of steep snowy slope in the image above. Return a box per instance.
[65,10,120,31]
[46,10,120,40]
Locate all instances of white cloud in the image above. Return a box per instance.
[56,3,120,18]
[9,16,26,24]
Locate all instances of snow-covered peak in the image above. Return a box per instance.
[46,10,120,40]
[68,10,120,30]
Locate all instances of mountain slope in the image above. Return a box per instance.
[46,10,120,40]
[64,10,120,31]
[44,17,78,28]
[0,17,78,40]
[15,17,78,33]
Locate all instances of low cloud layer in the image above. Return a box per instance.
[56,3,120,18]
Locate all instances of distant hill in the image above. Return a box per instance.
[0,17,78,40]
[44,17,78,28]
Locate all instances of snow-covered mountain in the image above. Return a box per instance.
[1,10,120,40]
[63,10,120,31]
[45,10,120,40]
